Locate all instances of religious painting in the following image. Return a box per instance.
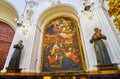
[41,17,86,73]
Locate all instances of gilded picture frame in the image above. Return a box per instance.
[40,16,86,74]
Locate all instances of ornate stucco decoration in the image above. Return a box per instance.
[15,0,41,34]
[108,0,120,31]
[81,0,94,19]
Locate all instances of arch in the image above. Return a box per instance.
[0,19,15,30]
[37,4,79,27]
[31,4,86,72]
[0,0,19,29]
[0,0,17,70]
[0,21,15,70]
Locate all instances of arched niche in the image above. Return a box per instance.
[31,4,86,72]
[41,16,86,73]
[0,0,18,71]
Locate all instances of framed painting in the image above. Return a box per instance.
[41,16,86,73]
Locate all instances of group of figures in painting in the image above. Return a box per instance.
[42,17,83,71]
[6,16,113,72]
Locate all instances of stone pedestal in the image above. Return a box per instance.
[6,68,22,73]
[95,63,118,70]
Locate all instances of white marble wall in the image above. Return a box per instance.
[79,0,120,70]
[95,0,120,67]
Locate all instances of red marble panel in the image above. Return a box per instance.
[0,21,15,69]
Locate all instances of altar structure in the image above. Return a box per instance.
[0,0,120,78]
